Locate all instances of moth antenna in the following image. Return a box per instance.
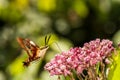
[45,35,51,46]
[46,35,51,45]
[54,42,62,52]
[45,35,47,45]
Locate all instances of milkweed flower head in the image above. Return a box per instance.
[44,38,115,79]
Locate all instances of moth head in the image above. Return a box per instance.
[36,45,49,59]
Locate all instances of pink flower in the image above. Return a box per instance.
[44,53,72,76]
[44,38,114,76]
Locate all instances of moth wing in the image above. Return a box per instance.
[17,37,33,57]
[17,37,27,49]
[29,40,39,49]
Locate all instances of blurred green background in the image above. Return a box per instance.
[0,0,120,80]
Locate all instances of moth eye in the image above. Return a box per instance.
[30,41,36,46]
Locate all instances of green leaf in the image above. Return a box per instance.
[108,50,120,80]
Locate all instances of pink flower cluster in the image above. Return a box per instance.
[44,39,114,76]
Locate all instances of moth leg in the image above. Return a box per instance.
[23,59,30,67]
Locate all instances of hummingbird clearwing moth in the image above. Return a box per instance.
[17,35,51,67]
